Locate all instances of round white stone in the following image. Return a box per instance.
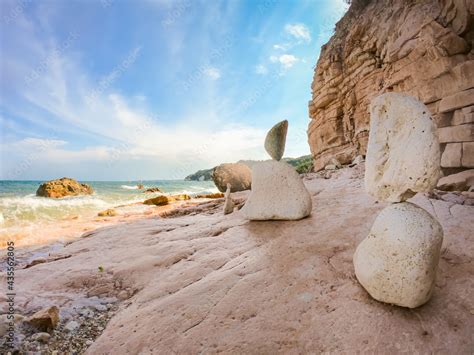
[365,93,441,202]
[353,202,443,308]
[241,160,312,220]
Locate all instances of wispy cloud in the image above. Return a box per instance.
[270,54,299,70]
[204,67,221,80]
[273,43,290,51]
[285,23,311,43]
[255,64,268,75]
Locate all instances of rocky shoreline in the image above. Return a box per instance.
[1,164,472,353]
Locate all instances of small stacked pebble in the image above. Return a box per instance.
[353,93,444,308]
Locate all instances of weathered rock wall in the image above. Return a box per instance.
[308,0,474,173]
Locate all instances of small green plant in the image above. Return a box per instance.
[98,266,104,272]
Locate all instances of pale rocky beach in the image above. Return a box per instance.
[1,163,473,353]
[1,0,474,353]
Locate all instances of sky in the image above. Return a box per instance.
[0,0,348,180]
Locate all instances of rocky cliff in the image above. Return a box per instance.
[308,0,474,173]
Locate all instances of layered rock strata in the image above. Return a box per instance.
[308,0,474,173]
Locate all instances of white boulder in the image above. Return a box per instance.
[353,202,443,308]
[241,160,312,220]
[365,93,441,202]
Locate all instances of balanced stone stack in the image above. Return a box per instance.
[353,93,444,308]
[241,120,312,220]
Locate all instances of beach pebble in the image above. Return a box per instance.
[117,290,129,300]
[241,160,312,220]
[27,306,60,331]
[80,308,94,317]
[264,120,288,161]
[353,202,443,308]
[31,332,51,343]
[65,320,80,332]
[94,304,107,312]
[365,93,441,202]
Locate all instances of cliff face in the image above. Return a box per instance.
[308,0,474,172]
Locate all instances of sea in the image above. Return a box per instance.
[0,180,218,250]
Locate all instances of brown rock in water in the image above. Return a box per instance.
[195,193,225,199]
[27,306,59,332]
[264,120,288,161]
[144,194,191,206]
[143,195,170,206]
[36,178,93,198]
[144,187,162,193]
[98,209,117,217]
[137,184,144,189]
[174,194,191,200]
[213,163,252,192]
[307,0,474,174]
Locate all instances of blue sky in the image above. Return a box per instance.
[0,0,348,180]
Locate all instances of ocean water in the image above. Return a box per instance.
[0,180,218,248]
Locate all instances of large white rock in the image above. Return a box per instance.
[365,93,441,202]
[241,160,312,220]
[353,202,443,308]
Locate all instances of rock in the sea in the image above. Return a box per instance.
[36,178,94,198]
[223,184,234,215]
[365,93,441,202]
[213,163,252,193]
[353,202,443,308]
[137,184,144,189]
[27,306,60,332]
[264,120,288,161]
[144,187,162,193]
[195,192,225,199]
[143,195,170,206]
[241,160,312,220]
[98,209,117,217]
[171,194,191,201]
[437,169,474,191]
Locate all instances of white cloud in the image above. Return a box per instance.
[285,23,311,43]
[269,54,299,70]
[279,54,298,68]
[204,67,221,80]
[255,65,268,75]
[273,43,290,51]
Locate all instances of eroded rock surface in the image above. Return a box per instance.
[308,0,474,172]
[3,167,473,353]
[365,93,441,202]
[354,202,443,308]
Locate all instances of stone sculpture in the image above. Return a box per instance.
[241,120,312,220]
[353,93,444,308]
